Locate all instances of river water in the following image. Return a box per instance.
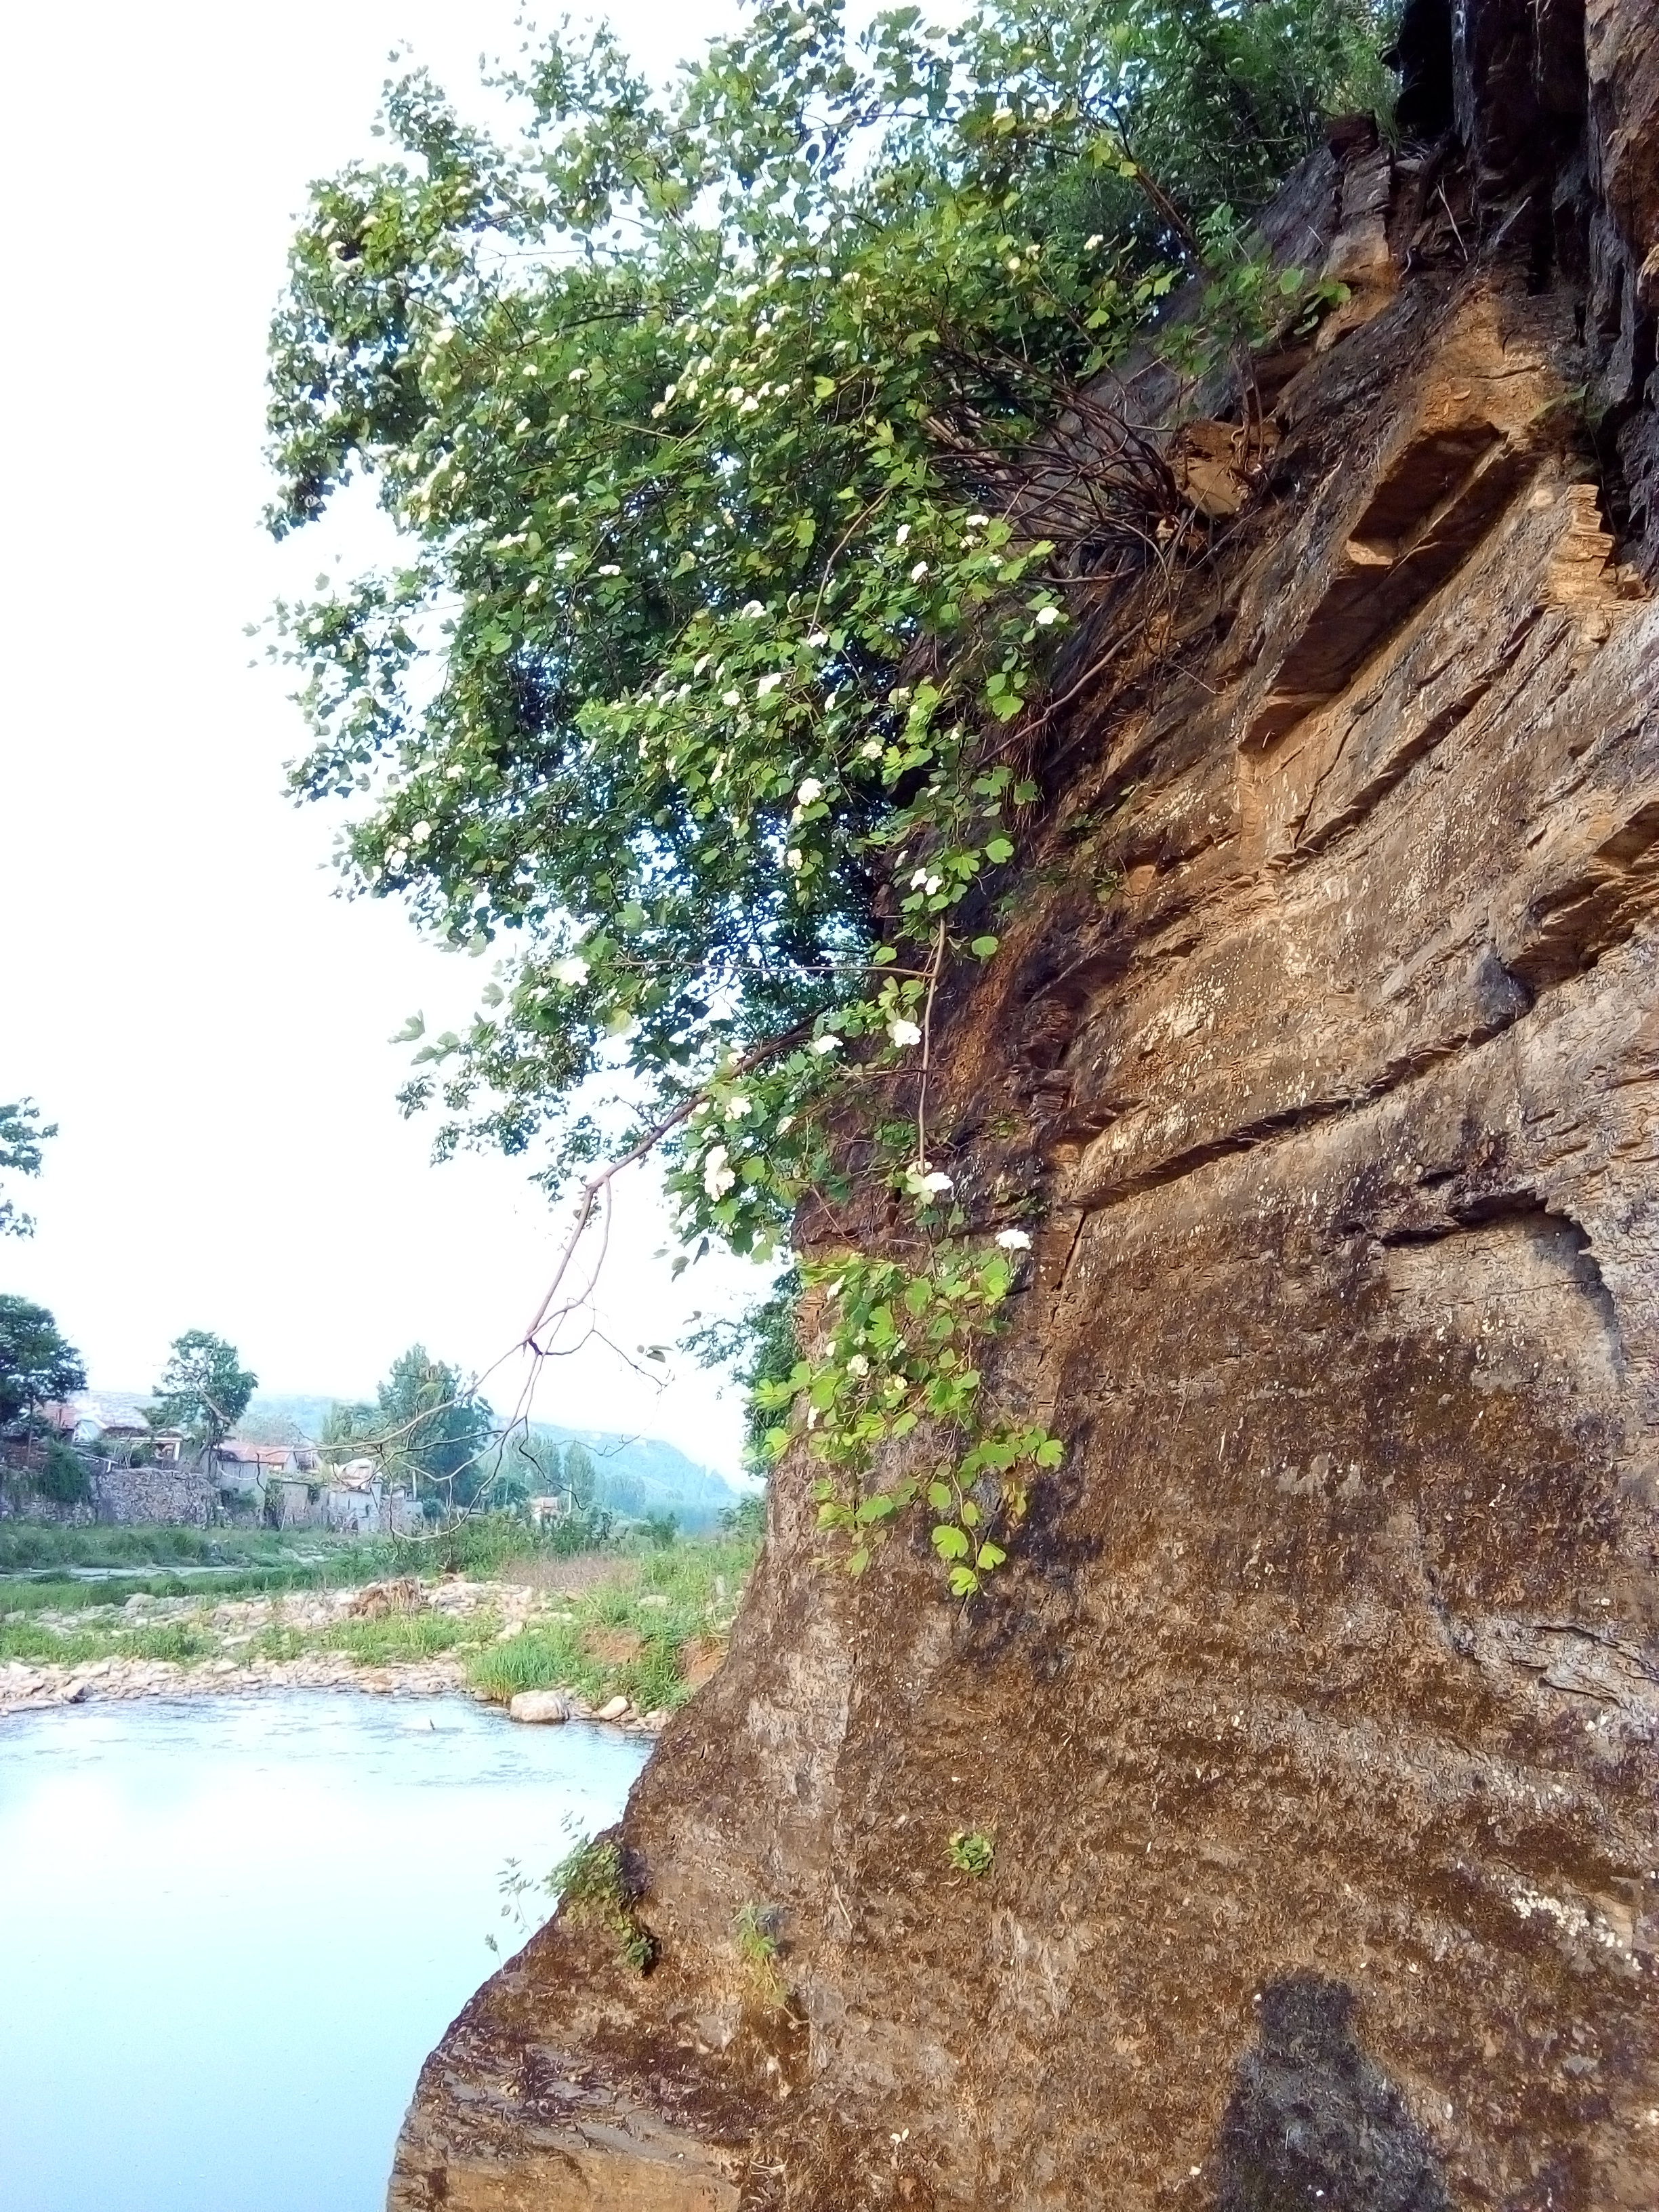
[0,1693,649,2212]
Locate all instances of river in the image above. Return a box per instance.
[0,1693,649,2211]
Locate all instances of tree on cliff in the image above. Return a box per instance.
[267,0,1396,1576]
[0,1295,86,1431]
[150,1330,258,1450]
[0,1099,56,1240]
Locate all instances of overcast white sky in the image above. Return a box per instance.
[0,0,769,1470]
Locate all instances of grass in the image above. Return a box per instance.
[0,1525,762,1704]
[0,1523,386,1574]
[1,1614,225,1668]
[248,1610,491,1668]
[0,1523,396,1616]
[464,1534,756,1711]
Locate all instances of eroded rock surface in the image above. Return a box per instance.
[390,5,1659,2206]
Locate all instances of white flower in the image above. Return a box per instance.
[1085,232,1103,250]
[703,1144,736,1201]
[845,1353,869,1378]
[786,847,804,870]
[757,672,785,697]
[552,955,590,986]
[889,1019,923,1048]
[567,367,586,382]
[966,513,989,527]
[995,1227,1032,1251]
[805,1401,821,1429]
[693,653,713,676]
[739,394,760,414]
[739,600,765,619]
[909,561,929,583]
[797,776,823,804]
[806,629,829,648]
[410,821,432,843]
[386,846,409,871]
[724,1096,752,1119]
[909,867,929,888]
[895,523,911,546]
[722,689,742,707]
[1035,605,1059,626]
[776,1114,795,1134]
[924,874,942,896]
[597,564,621,576]
[812,1033,842,1055]
[920,1170,953,1194]
[444,762,465,779]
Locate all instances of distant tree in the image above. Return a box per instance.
[0,1295,86,1429]
[372,1345,494,1513]
[642,1512,678,1551]
[0,1100,56,1240]
[562,1441,598,1514]
[151,1330,258,1450]
[719,1492,767,1542]
[319,1398,377,1464]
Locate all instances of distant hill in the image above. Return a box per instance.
[237,1395,743,1530]
[521,1422,743,1530]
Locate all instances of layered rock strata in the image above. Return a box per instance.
[390,5,1659,2206]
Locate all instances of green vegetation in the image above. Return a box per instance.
[23,1439,91,1508]
[321,1344,495,1513]
[151,1330,258,1449]
[548,1837,655,1970]
[1,1522,756,1709]
[251,1607,485,1668]
[761,1245,1061,1593]
[687,1265,802,1480]
[0,1294,86,1429]
[0,1523,394,1620]
[463,1532,754,1711]
[267,0,1394,1597]
[734,1900,786,2004]
[947,1828,996,1877]
[0,1099,54,1241]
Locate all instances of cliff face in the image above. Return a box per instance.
[390,6,1659,2208]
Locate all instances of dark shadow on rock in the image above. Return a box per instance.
[1215,1976,1451,2212]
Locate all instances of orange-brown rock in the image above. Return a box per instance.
[390,5,1659,2207]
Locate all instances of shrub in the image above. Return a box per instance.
[947,1829,996,1877]
[551,1837,655,1971]
[28,1440,91,1508]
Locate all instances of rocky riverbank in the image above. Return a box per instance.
[0,1568,719,1732]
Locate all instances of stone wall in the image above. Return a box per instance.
[390,7,1659,2209]
[91,1460,219,1527]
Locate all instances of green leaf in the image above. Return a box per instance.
[930,1523,970,1560]
[985,837,1015,864]
[970,934,999,958]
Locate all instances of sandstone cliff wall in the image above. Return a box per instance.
[390,6,1659,2207]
